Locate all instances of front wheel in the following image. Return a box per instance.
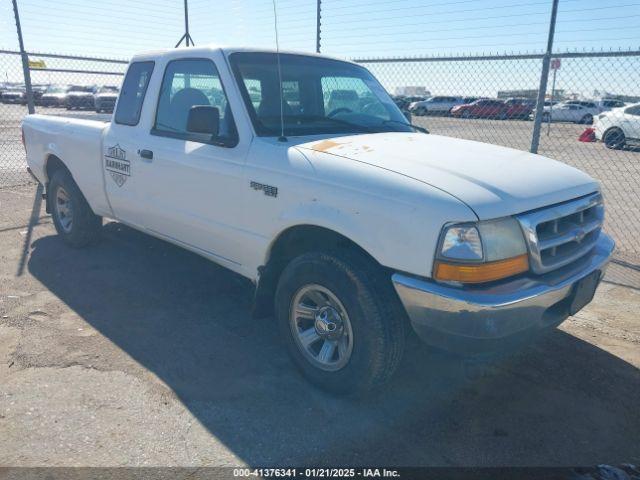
[275,251,406,395]
[49,169,102,247]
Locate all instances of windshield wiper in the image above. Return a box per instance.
[282,115,376,133]
[382,119,429,134]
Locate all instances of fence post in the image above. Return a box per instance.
[316,0,322,53]
[530,0,559,154]
[175,0,194,47]
[11,0,35,114]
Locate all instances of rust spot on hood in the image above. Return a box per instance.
[311,140,344,152]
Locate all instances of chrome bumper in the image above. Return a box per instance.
[392,232,615,355]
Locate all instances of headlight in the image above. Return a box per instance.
[440,224,482,261]
[434,217,529,284]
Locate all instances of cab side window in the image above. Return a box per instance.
[153,58,238,147]
[115,61,154,126]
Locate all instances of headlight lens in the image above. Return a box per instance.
[435,217,529,283]
[440,225,483,261]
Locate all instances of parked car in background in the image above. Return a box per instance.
[594,103,640,149]
[503,98,535,119]
[392,95,409,112]
[40,85,73,107]
[410,96,464,116]
[66,85,97,110]
[94,86,119,113]
[32,84,50,106]
[451,99,506,119]
[0,86,27,105]
[597,98,627,112]
[541,102,599,124]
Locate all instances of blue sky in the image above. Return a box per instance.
[1,0,639,96]
[2,0,639,58]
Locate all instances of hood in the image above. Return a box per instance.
[96,92,118,98]
[68,91,93,97]
[43,93,67,99]
[296,133,598,220]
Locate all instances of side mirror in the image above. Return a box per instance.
[187,105,219,136]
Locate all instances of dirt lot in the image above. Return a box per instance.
[0,184,639,467]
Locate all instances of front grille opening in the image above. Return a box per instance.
[540,229,599,265]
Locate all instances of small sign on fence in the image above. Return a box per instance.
[550,58,561,70]
[28,59,46,69]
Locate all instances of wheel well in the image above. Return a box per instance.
[45,155,69,182]
[252,225,380,318]
[44,155,70,213]
[604,126,624,136]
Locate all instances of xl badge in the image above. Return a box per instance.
[105,144,130,187]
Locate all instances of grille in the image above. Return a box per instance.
[517,193,604,274]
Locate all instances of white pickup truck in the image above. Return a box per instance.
[22,46,614,394]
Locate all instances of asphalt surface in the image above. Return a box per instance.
[1,185,639,467]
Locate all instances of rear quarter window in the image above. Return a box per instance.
[115,61,155,126]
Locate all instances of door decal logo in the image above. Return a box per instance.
[105,144,130,187]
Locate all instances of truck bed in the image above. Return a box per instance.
[22,114,113,217]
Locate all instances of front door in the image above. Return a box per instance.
[127,57,251,268]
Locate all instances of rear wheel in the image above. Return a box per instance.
[580,114,594,124]
[604,128,626,150]
[275,250,406,395]
[49,169,102,247]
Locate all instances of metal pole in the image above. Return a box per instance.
[184,0,191,46]
[546,68,557,136]
[530,0,559,154]
[11,0,35,114]
[316,0,321,53]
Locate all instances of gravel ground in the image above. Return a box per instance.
[0,185,639,467]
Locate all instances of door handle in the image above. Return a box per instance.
[138,149,153,161]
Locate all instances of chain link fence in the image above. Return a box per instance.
[0,50,30,187]
[358,50,640,264]
[0,50,126,187]
[1,46,639,271]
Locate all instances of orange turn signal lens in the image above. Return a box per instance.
[434,254,529,284]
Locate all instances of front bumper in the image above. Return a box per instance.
[392,232,614,355]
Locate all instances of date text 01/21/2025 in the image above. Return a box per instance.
[232,468,400,478]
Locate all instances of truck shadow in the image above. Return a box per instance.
[27,222,640,466]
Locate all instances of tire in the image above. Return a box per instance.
[498,111,508,120]
[543,113,551,122]
[462,110,471,119]
[580,114,593,125]
[49,169,102,248]
[275,250,406,395]
[604,128,626,150]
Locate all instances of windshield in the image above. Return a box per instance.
[229,52,412,137]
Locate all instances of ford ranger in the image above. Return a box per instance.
[22,46,615,394]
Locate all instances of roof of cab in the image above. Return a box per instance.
[129,44,356,65]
